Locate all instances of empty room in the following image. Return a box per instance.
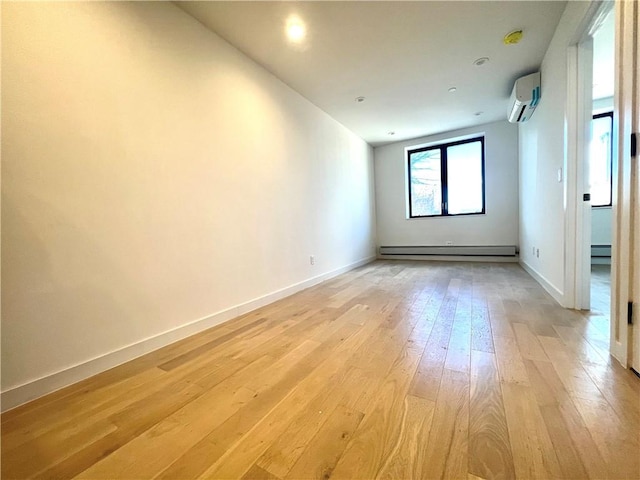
[2,1,639,479]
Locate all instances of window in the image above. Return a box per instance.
[590,112,613,207]
[407,136,485,218]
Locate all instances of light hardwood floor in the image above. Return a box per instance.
[591,264,611,317]
[2,261,639,479]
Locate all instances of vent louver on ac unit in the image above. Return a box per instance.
[508,72,541,123]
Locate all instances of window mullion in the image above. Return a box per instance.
[608,112,613,207]
[441,146,448,215]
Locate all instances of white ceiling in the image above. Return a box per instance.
[177,1,567,146]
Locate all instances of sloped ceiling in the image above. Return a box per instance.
[178,1,567,146]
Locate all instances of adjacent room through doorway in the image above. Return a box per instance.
[589,6,614,346]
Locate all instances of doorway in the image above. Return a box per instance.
[567,0,638,367]
[573,0,640,368]
[588,9,615,346]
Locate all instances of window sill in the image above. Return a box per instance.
[407,212,487,219]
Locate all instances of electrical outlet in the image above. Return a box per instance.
[536,248,540,258]
[310,255,315,265]
[445,240,453,246]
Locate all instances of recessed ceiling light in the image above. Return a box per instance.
[473,57,490,67]
[286,16,306,43]
[504,30,523,45]
[448,87,457,93]
[388,131,395,136]
[355,96,366,103]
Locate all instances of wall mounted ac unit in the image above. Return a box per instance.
[507,72,541,123]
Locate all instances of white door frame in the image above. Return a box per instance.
[631,0,640,373]
[565,1,612,312]
[612,0,638,367]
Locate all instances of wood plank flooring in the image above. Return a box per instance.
[2,260,639,479]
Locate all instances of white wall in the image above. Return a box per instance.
[593,96,614,113]
[519,1,593,301]
[592,208,612,245]
[591,97,613,248]
[1,2,376,408]
[374,121,519,248]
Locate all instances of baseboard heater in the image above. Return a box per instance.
[591,244,611,258]
[379,245,518,257]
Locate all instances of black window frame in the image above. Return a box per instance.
[591,111,613,208]
[407,136,486,218]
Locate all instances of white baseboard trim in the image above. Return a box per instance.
[609,338,628,367]
[1,255,376,413]
[519,259,565,306]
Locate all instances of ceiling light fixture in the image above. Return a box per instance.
[504,30,524,45]
[448,87,457,93]
[355,96,366,103]
[473,57,490,67]
[286,16,306,43]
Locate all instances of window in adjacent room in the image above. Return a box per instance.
[407,136,485,218]
[590,112,613,207]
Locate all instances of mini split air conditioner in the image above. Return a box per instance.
[507,72,541,123]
